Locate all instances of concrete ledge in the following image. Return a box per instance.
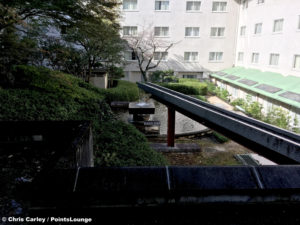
[27,166,300,207]
[150,143,201,152]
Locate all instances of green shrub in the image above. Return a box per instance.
[205,81,217,94]
[95,120,167,166]
[212,132,229,143]
[193,95,207,101]
[178,78,198,83]
[264,107,291,130]
[100,80,139,103]
[150,71,164,82]
[231,98,248,109]
[246,101,263,120]
[159,82,207,95]
[150,70,175,83]
[163,75,178,83]
[215,87,231,102]
[1,65,166,166]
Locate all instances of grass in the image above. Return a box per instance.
[163,137,250,166]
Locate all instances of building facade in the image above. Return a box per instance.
[120,0,240,81]
[120,0,300,129]
[236,0,300,77]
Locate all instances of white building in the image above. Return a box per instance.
[120,0,300,129]
[236,0,300,77]
[120,0,300,80]
[120,0,240,81]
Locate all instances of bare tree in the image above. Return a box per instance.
[124,27,174,82]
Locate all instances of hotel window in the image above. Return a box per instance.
[269,54,279,66]
[123,26,137,36]
[184,52,198,61]
[154,52,168,61]
[252,53,259,63]
[154,27,169,37]
[210,27,225,37]
[186,1,201,11]
[183,74,197,79]
[293,55,300,69]
[209,52,223,61]
[212,2,227,12]
[257,0,264,4]
[123,0,137,10]
[273,19,284,32]
[238,52,244,62]
[155,0,169,11]
[124,51,137,60]
[254,23,262,34]
[185,27,200,37]
[240,26,246,36]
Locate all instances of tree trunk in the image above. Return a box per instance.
[141,70,147,82]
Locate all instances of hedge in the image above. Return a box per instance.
[159,82,207,95]
[99,80,140,103]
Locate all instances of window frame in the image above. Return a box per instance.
[184,52,199,62]
[154,26,170,37]
[240,26,246,36]
[155,0,170,11]
[269,53,280,66]
[122,26,138,36]
[237,52,244,62]
[273,19,284,33]
[185,27,200,37]
[251,53,259,64]
[212,1,227,12]
[186,1,201,12]
[124,50,138,61]
[153,52,168,61]
[122,0,138,11]
[209,52,223,62]
[293,55,300,70]
[254,23,262,35]
[210,27,225,37]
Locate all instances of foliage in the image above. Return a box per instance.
[231,95,294,131]
[108,66,125,81]
[63,18,125,81]
[0,0,124,85]
[99,80,140,103]
[150,70,176,83]
[0,0,120,34]
[212,132,229,143]
[215,87,231,102]
[205,81,217,94]
[159,82,207,95]
[178,78,198,83]
[264,107,291,130]
[0,65,166,166]
[231,98,248,110]
[163,76,179,83]
[0,28,39,86]
[149,71,163,82]
[194,95,207,102]
[293,116,300,133]
[95,120,167,166]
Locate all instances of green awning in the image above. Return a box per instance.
[211,67,300,109]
